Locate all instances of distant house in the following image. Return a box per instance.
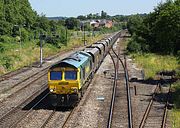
[99,19,106,27]
[97,19,113,28]
[82,19,113,29]
[90,20,99,28]
[105,20,113,28]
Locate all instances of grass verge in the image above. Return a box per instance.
[170,81,180,128]
[130,53,179,79]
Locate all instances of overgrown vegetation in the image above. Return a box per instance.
[170,81,180,128]
[130,53,179,79]
[127,0,180,55]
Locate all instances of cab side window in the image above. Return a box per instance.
[83,67,85,79]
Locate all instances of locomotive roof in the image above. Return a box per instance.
[51,51,91,69]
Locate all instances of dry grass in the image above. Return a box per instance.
[131,53,179,79]
[170,109,180,128]
[170,81,180,128]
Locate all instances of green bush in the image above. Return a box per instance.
[21,28,30,42]
[0,21,12,35]
[0,35,15,43]
[45,36,62,48]
[177,50,180,64]
[172,82,180,109]
[0,43,5,53]
[1,56,13,69]
[175,69,180,78]
[127,40,141,53]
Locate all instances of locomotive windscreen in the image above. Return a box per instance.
[65,71,77,80]
[50,71,62,80]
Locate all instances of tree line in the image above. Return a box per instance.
[0,0,70,48]
[0,0,127,50]
[127,0,180,55]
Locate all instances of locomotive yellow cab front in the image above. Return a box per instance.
[48,68,80,94]
[48,51,93,107]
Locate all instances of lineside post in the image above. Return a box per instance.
[39,34,46,67]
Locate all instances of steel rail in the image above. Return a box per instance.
[0,84,49,127]
[39,109,56,128]
[162,99,168,128]
[10,91,50,128]
[107,51,118,128]
[161,78,172,128]
[0,67,30,82]
[139,84,160,128]
[62,108,76,128]
[0,70,48,104]
[112,48,133,128]
[0,66,49,105]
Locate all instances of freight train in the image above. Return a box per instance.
[48,31,121,107]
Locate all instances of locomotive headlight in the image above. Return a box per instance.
[71,87,78,93]
[50,89,54,92]
[73,88,77,93]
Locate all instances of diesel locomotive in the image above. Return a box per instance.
[48,31,121,106]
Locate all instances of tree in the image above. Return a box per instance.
[127,14,144,35]
[49,20,57,32]
[87,13,93,19]
[77,15,86,20]
[65,17,79,30]
[127,0,180,55]
[101,10,107,19]
[151,0,180,54]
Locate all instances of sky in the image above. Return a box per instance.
[28,0,166,17]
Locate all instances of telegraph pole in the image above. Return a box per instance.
[83,23,86,46]
[40,38,43,67]
[66,26,68,46]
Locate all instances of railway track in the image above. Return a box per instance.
[139,77,171,128]
[107,42,119,128]
[107,37,133,128]
[0,84,49,128]
[0,67,30,82]
[0,68,48,103]
[162,85,171,128]
[37,102,80,128]
[0,65,49,93]
[38,109,56,128]
[0,46,87,127]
